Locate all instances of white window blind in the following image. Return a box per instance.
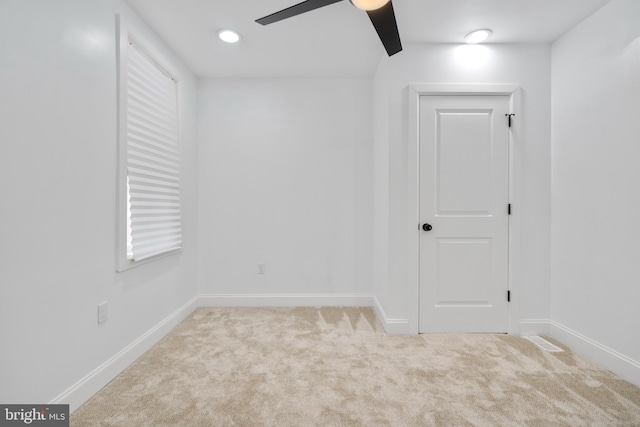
[125,41,182,262]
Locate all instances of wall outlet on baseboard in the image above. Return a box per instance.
[98,301,108,324]
[257,262,266,275]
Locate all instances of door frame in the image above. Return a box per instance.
[407,84,522,335]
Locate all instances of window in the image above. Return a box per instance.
[116,16,182,271]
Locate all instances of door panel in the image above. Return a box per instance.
[419,96,509,333]
[436,111,492,215]
[435,238,492,306]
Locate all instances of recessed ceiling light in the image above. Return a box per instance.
[464,29,492,44]
[349,0,390,11]
[218,29,240,44]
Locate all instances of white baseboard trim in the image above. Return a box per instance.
[52,296,199,413]
[198,293,373,308]
[549,320,640,388]
[518,319,550,336]
[372,296,409,335]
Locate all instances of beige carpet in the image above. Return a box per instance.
[71,307,640,426]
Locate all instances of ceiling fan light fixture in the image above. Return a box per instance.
[349,0,390,12]
[464,29,492,44]
[218,29,240,44]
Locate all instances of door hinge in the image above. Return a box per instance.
[505,113,515,128]
[508,204,511,215]
[507,290,511,302]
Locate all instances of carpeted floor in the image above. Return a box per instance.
[71,307,640,426]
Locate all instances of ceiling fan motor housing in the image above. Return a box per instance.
[349,0,391,11]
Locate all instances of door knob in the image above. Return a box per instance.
[422,223,433,232]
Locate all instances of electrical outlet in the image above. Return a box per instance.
[258,262,266,275]
[98,301,108,324]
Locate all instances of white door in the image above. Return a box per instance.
[419,95,510,333]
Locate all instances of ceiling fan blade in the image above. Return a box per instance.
[366,1,402,56]
[256,0,344,25]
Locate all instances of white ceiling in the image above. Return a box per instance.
[124,0,611,78]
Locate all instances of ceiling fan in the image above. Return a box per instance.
[255,0,402,56]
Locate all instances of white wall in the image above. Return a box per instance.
[551,0,640,374]
[373,43,552,329]
[0,0,198,406]
[197,79,373,299]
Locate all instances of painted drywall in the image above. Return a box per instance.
[197,78,373,297]
[373,43,552,328]
[551,0,640,364]
[0,0,198,405]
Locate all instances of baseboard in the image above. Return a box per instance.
[198,293,373,308]
[372,295,409,335]
[549,320,640,388]
[51,296,199,413]
[518,319,550,336]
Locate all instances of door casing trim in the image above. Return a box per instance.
[407,84,522,335]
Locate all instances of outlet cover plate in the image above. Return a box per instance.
[98,301,108,324]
